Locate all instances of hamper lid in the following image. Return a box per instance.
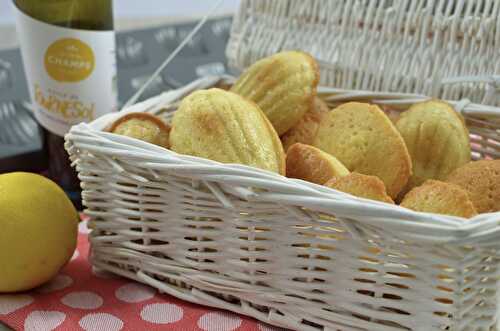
[226,0,500,107]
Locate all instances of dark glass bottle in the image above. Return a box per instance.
[14,0,117,210]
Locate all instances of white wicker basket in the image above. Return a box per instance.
[66,75,500,331]
[227,0,500,107]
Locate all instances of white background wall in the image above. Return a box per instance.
[0,0,240,25]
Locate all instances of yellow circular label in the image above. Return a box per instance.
[44,38,95,82]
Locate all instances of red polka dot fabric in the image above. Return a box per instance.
[0,218,287,331]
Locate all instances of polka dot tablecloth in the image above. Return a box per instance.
[0,217,287,331]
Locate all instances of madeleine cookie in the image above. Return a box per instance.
[324,172,394,203]
[230,51,319,135]
[313,102,412,198]
[396,100,470,191]
[281,97,329,151]
[447,160,500,213]
[108,112,171,148]
[170,88,285,175]
[401,180,477,218]
[286,143,349,184]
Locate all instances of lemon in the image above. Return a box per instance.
[0,172,78,292]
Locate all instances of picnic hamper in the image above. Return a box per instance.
[65,1,500,330]
[227,0,500,107]
[66,75,500,331]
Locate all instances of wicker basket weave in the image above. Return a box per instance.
[66,75,500,331]
[227,0,500,107]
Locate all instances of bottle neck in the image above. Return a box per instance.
[14,0,114,31]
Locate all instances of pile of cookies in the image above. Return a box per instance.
[107,51,499,219]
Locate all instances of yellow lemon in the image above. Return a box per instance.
[0,172,78,292]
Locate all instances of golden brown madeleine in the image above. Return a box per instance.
[396,100,470,191]
[324,173,394,204]
[108,112,171,148]
[230,51,319,135]
[170,88,285,175]
[447,160,500,213]
[313,102,412,198]
[401,180,477,218]
[286,143,349,185]
[281,97,329,151]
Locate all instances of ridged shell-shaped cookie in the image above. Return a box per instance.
[401,180,477,218]
[396,100,470,191]
[230,51,319,135]
[447,160,500,213]
[313,102,412,198]
[281,97,329,151]
[286,143,349,185]
[108,112,171,149]
[170,88,285,174]
[324,173,394,204]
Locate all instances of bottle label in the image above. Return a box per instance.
[15,6,117,137]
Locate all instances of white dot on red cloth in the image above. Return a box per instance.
[115,283,156,303]
[140,303,183,324]
[0,294,33,314]
[71,249,80,261]
[258,323,287,331]
[79,313,123,331]
[197,312,242,331]
[24,311,66,331]
[78,220,90,234]
[37,274,73,293]
[61,292,103,309]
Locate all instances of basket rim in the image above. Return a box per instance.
[67,75,500,246]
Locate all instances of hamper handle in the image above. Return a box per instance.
[122,0,225,108]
